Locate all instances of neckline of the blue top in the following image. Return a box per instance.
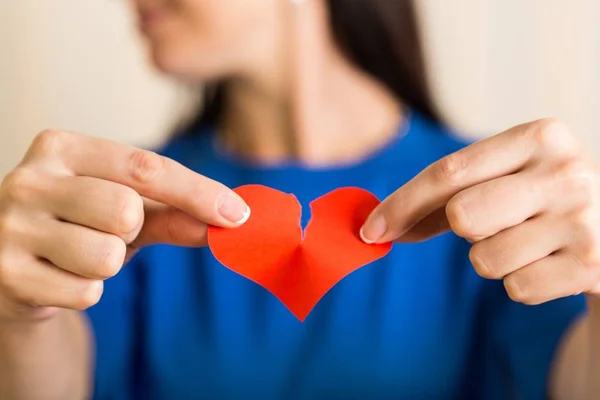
[203,109,421,173]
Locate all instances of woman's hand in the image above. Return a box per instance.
[0,130,249,321]
[361,118,600,304]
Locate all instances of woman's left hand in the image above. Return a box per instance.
[361,118,600,304]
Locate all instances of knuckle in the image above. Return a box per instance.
[166,209,185,244]
[95,237,126,279]
[0,213,18,238]
[0,254,20,300]
[31,129,68,156]
[446,196,473,239]
[433,152,467,185]
[73,281,104,310]
[531,118,573,153]
[469,244,498,279]
[522,298,541,306]
[1,167,37,204]
[577,238,600,267]
[0,249,6,273]
[573,207,599,227]
[572,212,600,265]
[503,277,530,304]
[128,150,165,184]
[537,117,569,133]
[556,159,596,206]
[0,253,11,288]
[186,185,211,211]
[116,191,144,235]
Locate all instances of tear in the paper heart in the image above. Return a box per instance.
[208,184,392,321]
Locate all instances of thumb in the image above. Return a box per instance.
[132,199,209,249]
[359,196,411,244]
[360,200,450,244]
[391,207,451,243]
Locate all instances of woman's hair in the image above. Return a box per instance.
[187,0,440,132]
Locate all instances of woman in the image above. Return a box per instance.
[0,0,598,398]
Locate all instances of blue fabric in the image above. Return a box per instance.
[87,112,586,399]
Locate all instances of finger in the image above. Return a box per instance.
[469,214,567,279]
[394,207,450,242]
[31,218,126,280]
[361,119,576,244]
[132,199,208,248]
[2,253,103,311]
[392,158,593,244]
[445,170,545,242]
[503,252,595,305]
[397,171,545,243]
[33,130,249,227]
[44,176,144,242]
[45,176,208,248]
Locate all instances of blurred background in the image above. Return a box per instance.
[0,0,598,177]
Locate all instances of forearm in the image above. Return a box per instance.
[586,296,600,397]
[0,310,92,400]
[550,296,600,400]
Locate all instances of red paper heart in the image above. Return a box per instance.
[208,185,392,321]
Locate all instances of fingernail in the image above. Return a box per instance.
[217,193,251,224]
[360,212,387,244]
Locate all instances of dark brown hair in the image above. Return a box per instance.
[186,0,440,132]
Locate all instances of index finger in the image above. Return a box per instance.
[51,131,249,227]
[360,122,547,243]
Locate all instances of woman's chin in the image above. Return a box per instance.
[150,50,189,78]
[148,47,220,82]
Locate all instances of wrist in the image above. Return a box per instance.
[0,308,75,347]
[0,294,61,328]
[586,294,600,328]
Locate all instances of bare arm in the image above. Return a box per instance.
[0,311,91,400]
[550,297,600,400]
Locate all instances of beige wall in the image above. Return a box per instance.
[0,1,183,175]
[1,1,599,177]
[419,0,600,141]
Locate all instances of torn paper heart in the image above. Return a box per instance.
[208,184,392,321]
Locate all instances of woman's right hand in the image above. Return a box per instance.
[0,129,249,322]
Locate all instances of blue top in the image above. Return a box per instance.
[87,112,586,400]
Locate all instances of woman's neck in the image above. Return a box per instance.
[218,1,401,167]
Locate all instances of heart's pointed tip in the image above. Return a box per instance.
[214,184,393,323]
[289,305,313,322]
